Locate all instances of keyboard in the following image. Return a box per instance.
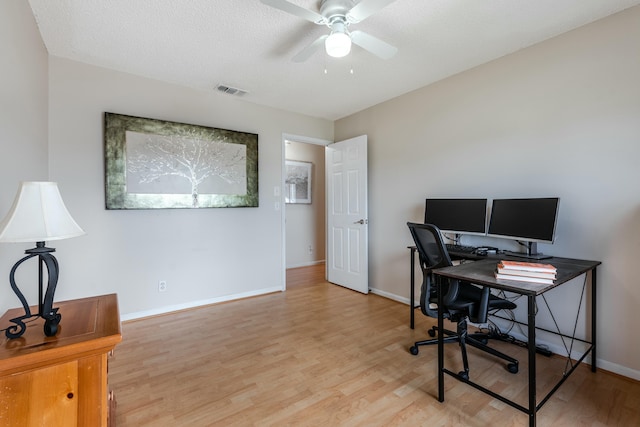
[445,244,477,254]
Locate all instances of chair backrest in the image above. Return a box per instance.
[407,222,491,324]
[407,222,456,318]
[407,222,453,271]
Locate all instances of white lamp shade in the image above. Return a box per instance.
[325,31,352,58]
[0,182,85,243]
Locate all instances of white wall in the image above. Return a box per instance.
[0,1,49,311]
[285,141,326,268]
[37,57,333,319]
[335,6,640,379]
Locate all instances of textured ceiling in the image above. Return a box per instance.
[28,0,640,120]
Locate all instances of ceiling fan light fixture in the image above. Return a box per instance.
[325,31,351,58]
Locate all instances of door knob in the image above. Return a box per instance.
[354,219,368,225]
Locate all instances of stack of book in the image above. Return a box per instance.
[495,260,557,284]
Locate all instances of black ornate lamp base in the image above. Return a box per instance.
[5,242,63,339]
[5,308,62,339]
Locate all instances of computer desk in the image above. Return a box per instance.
[409,249,600,427]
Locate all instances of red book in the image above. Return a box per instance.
[498,260,557,273]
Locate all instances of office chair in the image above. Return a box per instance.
[407,222,518,379]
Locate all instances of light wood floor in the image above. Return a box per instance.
[110,264,639,426]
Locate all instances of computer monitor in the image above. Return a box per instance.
[487,197,560,258]
[424,198,487,236]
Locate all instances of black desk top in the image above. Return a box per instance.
[432,257,601,296]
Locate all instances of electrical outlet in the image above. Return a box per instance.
[158,280,167,292]
[308,245,313,254]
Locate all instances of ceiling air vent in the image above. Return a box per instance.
[215,84,248,97]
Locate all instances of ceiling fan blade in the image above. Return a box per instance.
[292,35,328,63]
[260,0,326,24]
[350,30,398,60]
[346,0,397,23]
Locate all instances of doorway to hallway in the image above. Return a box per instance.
[284,139,327,271]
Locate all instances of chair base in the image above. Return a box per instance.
[410,324,519,375]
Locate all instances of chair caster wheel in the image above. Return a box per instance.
[507,363,519,374]
[458,371,469,381]
[409,346,419,355]
[428,328,436,337]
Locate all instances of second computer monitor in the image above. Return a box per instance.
[487,197,560,243]
[424,198,487,236]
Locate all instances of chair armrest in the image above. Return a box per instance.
[474,286,490,324]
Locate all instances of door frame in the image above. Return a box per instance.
[280,133,332,291]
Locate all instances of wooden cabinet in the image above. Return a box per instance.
[0,294,122,426]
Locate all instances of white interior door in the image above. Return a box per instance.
[326,135,368,294]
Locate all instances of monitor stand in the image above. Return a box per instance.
[504,242,552,260]
[503,250,552,260]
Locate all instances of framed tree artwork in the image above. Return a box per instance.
[285,160,312,204]
[104,113,258,209]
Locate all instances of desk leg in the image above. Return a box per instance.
[437,276,445,402]
[528,295,537,427]
[410,248,416,329]
[591,267,597,372]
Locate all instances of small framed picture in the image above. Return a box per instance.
[285,160,312,204]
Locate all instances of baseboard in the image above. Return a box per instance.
[370,287,411,305]
[370,287,640,382]
[286,260,326,269]
[120,286,283,322]
[596,359,640,381]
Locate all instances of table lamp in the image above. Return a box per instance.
[0,182,85,339]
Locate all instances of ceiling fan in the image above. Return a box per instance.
[260,0,398,62]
